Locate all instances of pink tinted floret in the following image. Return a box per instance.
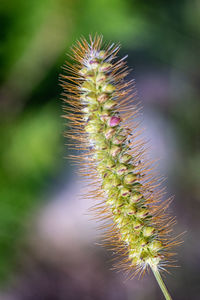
[109,116,121,127]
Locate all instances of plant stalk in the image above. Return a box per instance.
[150,265,172,300]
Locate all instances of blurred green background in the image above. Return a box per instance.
[0,0,200,299]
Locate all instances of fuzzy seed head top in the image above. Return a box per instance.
[61,35,179,278]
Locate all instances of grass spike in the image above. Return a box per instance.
[60,35,181,300]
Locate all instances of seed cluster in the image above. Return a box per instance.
[79,49,163,268]
[61,37,178,278]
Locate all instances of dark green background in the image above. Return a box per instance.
[0,0,199,299]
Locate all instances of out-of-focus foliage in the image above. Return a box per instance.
[0,0,199,298]
[0,104,62,280]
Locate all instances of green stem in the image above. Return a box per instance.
[150,265,172,300]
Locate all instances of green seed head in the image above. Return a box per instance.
[63,37,175,277]
[130,192,143,202]
[96,72,107,83]
[116,164,128,175]
[84,92,97,103]
[97,93,109,103]
[110,145,121,157]
[120,187,131,197]
[126,204,137,215]
[124,173,137,185]
[82,81,95,92]
[104,127,116,139]
[143,226,155,237]
[100,110,110,122]
[102,83,115,93]
[79,67,88,76]
[112,176,121,187]
[149,240,163,252]
[139,238,147,247]
[98,50,106,59]
[105,157,115,168]
[133,220,143,230]
[112,135,126,145]
[99,62,112,72]
[136,208,149,218]
[103,100,117,110]
[120,154,132,164]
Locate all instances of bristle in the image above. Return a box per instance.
[60,35,179,279]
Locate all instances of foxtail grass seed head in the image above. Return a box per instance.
[61,35,180,289]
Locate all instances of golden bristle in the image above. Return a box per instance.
[60,35,181,294]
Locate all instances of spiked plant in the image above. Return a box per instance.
[61,35,180,300]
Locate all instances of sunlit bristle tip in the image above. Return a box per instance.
[61,35,180,279]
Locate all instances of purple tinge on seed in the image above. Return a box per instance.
[89,59,98,64]
[109,116,121,127]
